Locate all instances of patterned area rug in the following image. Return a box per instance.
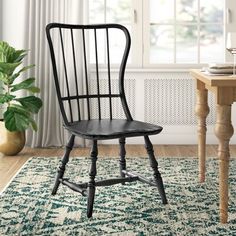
[0,157,236,235]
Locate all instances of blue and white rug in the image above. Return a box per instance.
[0,157,236,235]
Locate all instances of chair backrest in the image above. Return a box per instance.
[46,23,133,126]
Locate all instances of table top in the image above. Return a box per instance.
[190,69,236,87]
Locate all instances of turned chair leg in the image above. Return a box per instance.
[52,135,75,195]
[144,135,168,204]
[87,140,98,218]
[119,137,126,179]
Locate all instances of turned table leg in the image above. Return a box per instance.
[214,105,234,223]
[195,88,209,182]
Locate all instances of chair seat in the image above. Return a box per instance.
[65,119,163,140]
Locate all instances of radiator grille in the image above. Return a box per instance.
[89,73,136,119]
[144,73,216,125]
[89,71,215,125]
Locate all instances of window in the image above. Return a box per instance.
[88,0,231,68]
[88,0,135,65]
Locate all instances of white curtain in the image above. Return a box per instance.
[22,0,86,147]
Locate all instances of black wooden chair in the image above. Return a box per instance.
[46,23,167,218]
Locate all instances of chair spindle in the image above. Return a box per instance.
[59,28,73,122]
[70,29,81,121]
[82,28,91,120]
[94,29,101,120]
[106,28,113,119]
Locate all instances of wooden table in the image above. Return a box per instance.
[190,69,236,223]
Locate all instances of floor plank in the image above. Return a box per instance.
[1,145,236,192]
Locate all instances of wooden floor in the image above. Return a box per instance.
[1,144,236,192]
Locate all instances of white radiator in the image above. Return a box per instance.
[89,71,236,144]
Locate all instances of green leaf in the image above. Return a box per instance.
[0,62,21,76]
[8,72,20,84]
[18,64,35,74]
[0,71,9,84]
[29,117,38,131]
[8,65,35,85]
[26,86,40,93]
[3,104,39,132]
[0,41,27,63]
[10,50,27,63]
[10,78,36,92]
[15,96,43,113]
[3,105,31,131]
[0,93,16,104]
[0,41,15,63]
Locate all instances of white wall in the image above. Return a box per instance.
[2,0,26,48]
[0,0,3,120]
[0,0,2,40]
[225,0,236,62]
[0,0,27,119]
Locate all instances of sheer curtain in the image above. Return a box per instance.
[22,0,86,147]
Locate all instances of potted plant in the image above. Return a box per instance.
[0,41,42,155]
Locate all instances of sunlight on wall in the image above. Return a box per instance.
[2,0,26,48]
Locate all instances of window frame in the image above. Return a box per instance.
[87,0,234,70]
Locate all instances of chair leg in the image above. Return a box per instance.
[119,137,126,178]
[52,135,75,195]
[87,140,98,218]
[144,135,168,204]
